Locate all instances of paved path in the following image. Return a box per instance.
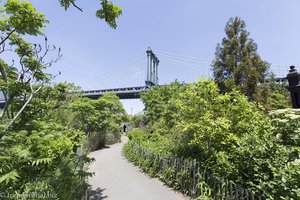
[88,136,187,200]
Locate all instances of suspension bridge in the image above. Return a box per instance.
[0,47,289,108]
[83,48,160,99]
[81,47,288,99]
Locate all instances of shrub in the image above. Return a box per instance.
[135,79,300,199]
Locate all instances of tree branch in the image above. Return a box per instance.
[0,40,5,54]
[2,82,43,133]
[0,22,24,46]
[0,64,10,119]
[71,2,83,12]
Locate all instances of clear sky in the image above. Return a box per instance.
[7,0,300,114]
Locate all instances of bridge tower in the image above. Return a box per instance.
[146,47,159,87]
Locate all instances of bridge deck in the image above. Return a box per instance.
[84,86,150,99]
[0,86,151,108]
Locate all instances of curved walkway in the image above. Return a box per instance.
[88,136,186,200]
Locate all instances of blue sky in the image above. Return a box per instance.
[7,0,300,114]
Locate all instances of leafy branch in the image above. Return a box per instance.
[0,36,62,134]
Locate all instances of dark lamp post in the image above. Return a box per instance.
[286,65,300,108]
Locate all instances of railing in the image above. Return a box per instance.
[125,144,263,200]
[84,86,150,96]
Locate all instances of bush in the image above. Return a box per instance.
[126,128,146,141]
[135,78,300,199]
[269,108,300,147]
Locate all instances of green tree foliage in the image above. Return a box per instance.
[0,0,47,40]
[0,1,126,198]
[125,128,173,155]
[131,78,300,199]
[212,17,269,100]
[0,0,61,133]
[130,113,147,129]
[0,83,128,199]
[141,81,183,135]
[0,0,122,133]
[253,74,291,111]
[0,83,94,199]
[58,0,122,29]
[270,109,300,147]
[69,92,127,135]
[258,109,300,198]
[69,92,128,149]
[266,75,290,110]
[267,92,289,110]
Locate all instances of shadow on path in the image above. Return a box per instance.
[87,187,108,200]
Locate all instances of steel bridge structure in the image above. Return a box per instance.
[82,47,159,100]
[0,47,288,109]
[0,48,159,108]
[84,86,151,100]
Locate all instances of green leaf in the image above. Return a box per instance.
[31,158,52,166]
[0,170,20,185]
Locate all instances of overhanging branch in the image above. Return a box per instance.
[71,2,83,12]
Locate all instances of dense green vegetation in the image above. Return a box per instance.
[0,83,127,199]
[69,92,127,149]
[125,79,300,199]
[1,1,297,199]
[125,19,294,199]
[0,1,126,199]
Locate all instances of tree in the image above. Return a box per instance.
[131,78,300,198]
[0,85,96,199]
[141,81,183,134]
[0,0,123,133]
[0,0,61,134]
[0,0,124,198]
[212,17,269,100]
[130,113,147,129]
[58,0,122,29]
[69,92,127,149]
[253,73,291,111]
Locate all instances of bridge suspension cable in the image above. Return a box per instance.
[155,50,213,62]
[97,61,144,86]
[156,49,298,79]
[154,50,212,78]
[81,48,298,92]
[155,49,299,78]
[84,53,144,85]
[156,53,210,66]
[269,64,300,77]
[84,64,144,90]
[81,53,146,90]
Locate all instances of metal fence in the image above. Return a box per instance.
[129,145,263,200]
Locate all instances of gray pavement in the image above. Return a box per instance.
[88,136,187,200]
